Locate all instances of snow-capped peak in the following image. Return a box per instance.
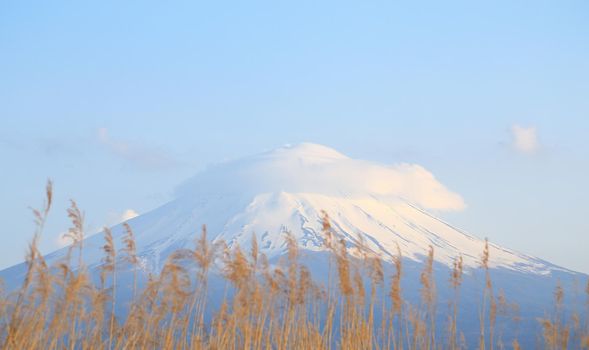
[31,143,564,276]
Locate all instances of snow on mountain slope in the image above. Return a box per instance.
[22,142,565,277]
[214,191,555,274]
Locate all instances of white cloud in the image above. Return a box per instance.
[119,209,139,222]
[177,143,466,212]
[55,231,72,248]
[97,128,179,170]
[511,125,539,154]
[106,209,139,226]
[53,209,139,249]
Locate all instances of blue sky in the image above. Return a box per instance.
[1,1,588,272]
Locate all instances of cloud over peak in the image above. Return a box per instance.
[178,143,466,212]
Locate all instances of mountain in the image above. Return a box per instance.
[0,143,585,346]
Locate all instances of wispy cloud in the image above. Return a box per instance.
[54,208,140,248]
[511,125,539,154]
[97,128,179,170]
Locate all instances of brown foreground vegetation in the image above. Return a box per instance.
[1,181,588,349]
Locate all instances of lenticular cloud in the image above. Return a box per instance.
[176,143,465,212]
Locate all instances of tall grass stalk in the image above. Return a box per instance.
[1,185,587,349]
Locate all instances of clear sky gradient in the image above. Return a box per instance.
[1,1,588,273]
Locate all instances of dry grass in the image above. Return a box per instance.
[0,181,587,349]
